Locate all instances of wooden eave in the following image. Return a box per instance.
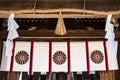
[1,30,120,41]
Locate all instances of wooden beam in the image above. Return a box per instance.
[0,14,106,18]
[0,30,106,41]
[1,30,120,41]
[0,14,120,18]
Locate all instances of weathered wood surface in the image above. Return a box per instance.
[100,71,115,80]
[0,0,119,11]
[0,30,106,41]
[0,14,106,19]
[1,30,120,41]
[0,14,120,18]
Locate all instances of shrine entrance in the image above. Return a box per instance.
[0,13,119,80]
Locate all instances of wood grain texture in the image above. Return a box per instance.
[0,14,120,18]
[0,0,119,11]
[0,30,106,41]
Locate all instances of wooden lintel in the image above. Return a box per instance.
[0,14,106,18]
[1,30,120,41]
[0,30,106,41]
[0,14,120,19]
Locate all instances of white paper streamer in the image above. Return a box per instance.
[5,13,19,56]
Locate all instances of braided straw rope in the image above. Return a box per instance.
[0,8,120,15]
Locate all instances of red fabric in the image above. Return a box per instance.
[49,41,52,76]
[10,41,16,75]
[103,40,109,73]
[29,41,34,75]
[85,41,90,74]
[67,41,71,75]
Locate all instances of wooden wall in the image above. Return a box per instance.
[0,0,119,11]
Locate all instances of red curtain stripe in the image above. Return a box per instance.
[67,41,71,75]
[29,41,34,75]
[103,40,109,73]
[10,41,16,75]
[85,41,90,74]
[49,41,52,76]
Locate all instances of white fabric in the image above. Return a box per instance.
[0,42,31,71]
[105,32,115,41]
[71,42,87,72]
[0,42,11,71]
[0,41,118,72]
[105,14,118,61]
[5,39,13,56]
[105,14,114,32]
[108,55,118,70]
[111,41,118,56]
[107,41,118,57]
[89,41,118,71]
[7,14,19,31]
[5,13,19,56]
[13,42,31,72]
[107,41,118,70]
[52,42,68,72]
[33,42,49,72]
[89,41,106,71]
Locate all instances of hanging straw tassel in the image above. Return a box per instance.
[54,12,67,35]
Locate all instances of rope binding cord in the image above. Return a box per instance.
[0,9,119,15]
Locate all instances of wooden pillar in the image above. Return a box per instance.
[7,72,20,80]
[0,71,8,80]
[52,73,56,80]
[0,39,3,66]
[115,39,120,80]
[46,73,51,80]
[48,75,51,80]
[100,71,115,80]
[67,75,70,80]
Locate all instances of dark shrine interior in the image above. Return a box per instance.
[0,18,120,31]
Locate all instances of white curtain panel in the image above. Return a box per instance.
[0,41,118,72]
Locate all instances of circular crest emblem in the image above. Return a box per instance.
[15,51,29,65]
[91,50,104,64]
[53,51,66,65]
